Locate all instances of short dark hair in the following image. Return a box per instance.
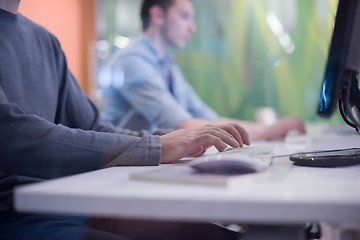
[140,0,176,30]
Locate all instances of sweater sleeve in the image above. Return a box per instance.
[0,93,161,180]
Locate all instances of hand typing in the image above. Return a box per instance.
[160,123,250,163]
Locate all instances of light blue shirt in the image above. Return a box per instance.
[101,34,218,131]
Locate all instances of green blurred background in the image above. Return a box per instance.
[96,0,341,124]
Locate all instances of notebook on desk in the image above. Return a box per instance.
[129,146,274,188]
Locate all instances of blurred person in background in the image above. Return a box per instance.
[101,0,306,141]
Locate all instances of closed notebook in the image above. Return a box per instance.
[129,155,270,188]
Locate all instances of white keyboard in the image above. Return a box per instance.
[195,145,275,167]
[224,145,274,155]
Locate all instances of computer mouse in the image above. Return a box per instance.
[190,160,259,175]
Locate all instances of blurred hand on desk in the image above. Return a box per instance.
[259,117,306,141]
[219,116,305,142]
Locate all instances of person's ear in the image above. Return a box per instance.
[149,5,166,26]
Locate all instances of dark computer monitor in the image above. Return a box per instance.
[317,0,360,132]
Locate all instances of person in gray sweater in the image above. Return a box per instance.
[0,1,250,240]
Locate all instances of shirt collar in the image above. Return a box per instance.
[0,8,18,20]
[140,33,174,64]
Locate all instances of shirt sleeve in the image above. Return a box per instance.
[185,85,218,120]
[0,75,161,180]
[115,55,193,129]
[171,64,219,121]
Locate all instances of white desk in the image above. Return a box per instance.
[14,143,360,224]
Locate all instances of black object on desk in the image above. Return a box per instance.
[289,148,360,167]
